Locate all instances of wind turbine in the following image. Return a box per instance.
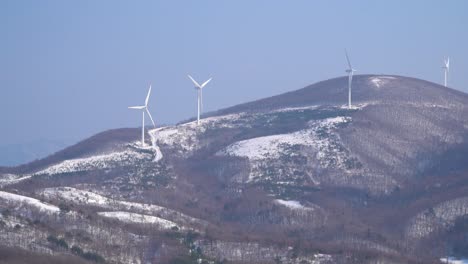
[345,49,357,108]
[443,57,450,87]
[128,85,156,146]
[188,75,212,125]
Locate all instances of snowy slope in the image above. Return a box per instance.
[0,191,59,214]
[275,199,314,211]
[39,187,203,227]
[218,116,353,182]
[34,149,153,175]
[221,116,349,161]
[367,76,396,89]
[0,174,31,187]
[98,211,177,229]
[149,113,245,157]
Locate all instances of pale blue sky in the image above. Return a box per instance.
[1,0,467,145]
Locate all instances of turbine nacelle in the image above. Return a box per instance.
[188,75,212,90]
[443,57,450,70]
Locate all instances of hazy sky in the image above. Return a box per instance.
[1,0,467,145]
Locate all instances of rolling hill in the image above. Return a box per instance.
[1,74,468,264]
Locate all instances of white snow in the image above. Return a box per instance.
[40,187,167,212]
[221,132,310,161]
[192,113,245,128]
[312,253,333,263]
[339,102,372,110]
[275,199,311,210]
[41,187,109,206]
[98,211,177,229]
[149,126,197,156]
[440,257,468,264]
[149,130,164,162]
[0,174,31,187]
[272,105,320,113]
[0,214,24,228]
[34,150,151,175]
[220,116,350,162]
[0,191,59,213]
[319,116,348,126]
[149,113,245,157]
[218,116,352,182]
[369,76,395,88]
[39,187,203,227]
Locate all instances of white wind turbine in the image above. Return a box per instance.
[443,57,450,87]
[128,85,156,146]
[188,75,212,125]
[345,49,357,109]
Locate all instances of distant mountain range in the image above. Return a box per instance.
[0,139,71,166]
[1,75,468,264]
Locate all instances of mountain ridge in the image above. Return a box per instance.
[3,74,468,174]
[210,74,468,116]
[1,74,468,263]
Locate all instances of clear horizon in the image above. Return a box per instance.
[1,0,467,146]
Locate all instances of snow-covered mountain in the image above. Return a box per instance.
[1,75,468,264]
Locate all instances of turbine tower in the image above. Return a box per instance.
[188,75,212,125]
[128,85,156,146]
[443,57,450,87]
[345,49,357,108]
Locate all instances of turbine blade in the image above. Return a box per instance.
[129,106,145,109]
[200,78,212,88]
[146,108,156,127]
[188,75,201,88]
[345,49,352,69]
[145,85,152,106]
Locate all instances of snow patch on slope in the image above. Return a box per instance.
[369,76,396,88]
[34,150,152,175]
[272,105,320,113]
[275,199,312,211]
[0,174,31,187]
[39,187,203,227]
[220,116,350,162]
[0,191,59,214]
[440,257,468,264]
[218,116,352,183]
[40,187,169,213]
[221,132,309,161]
[98,211,177,229]
[149,113,245,157]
